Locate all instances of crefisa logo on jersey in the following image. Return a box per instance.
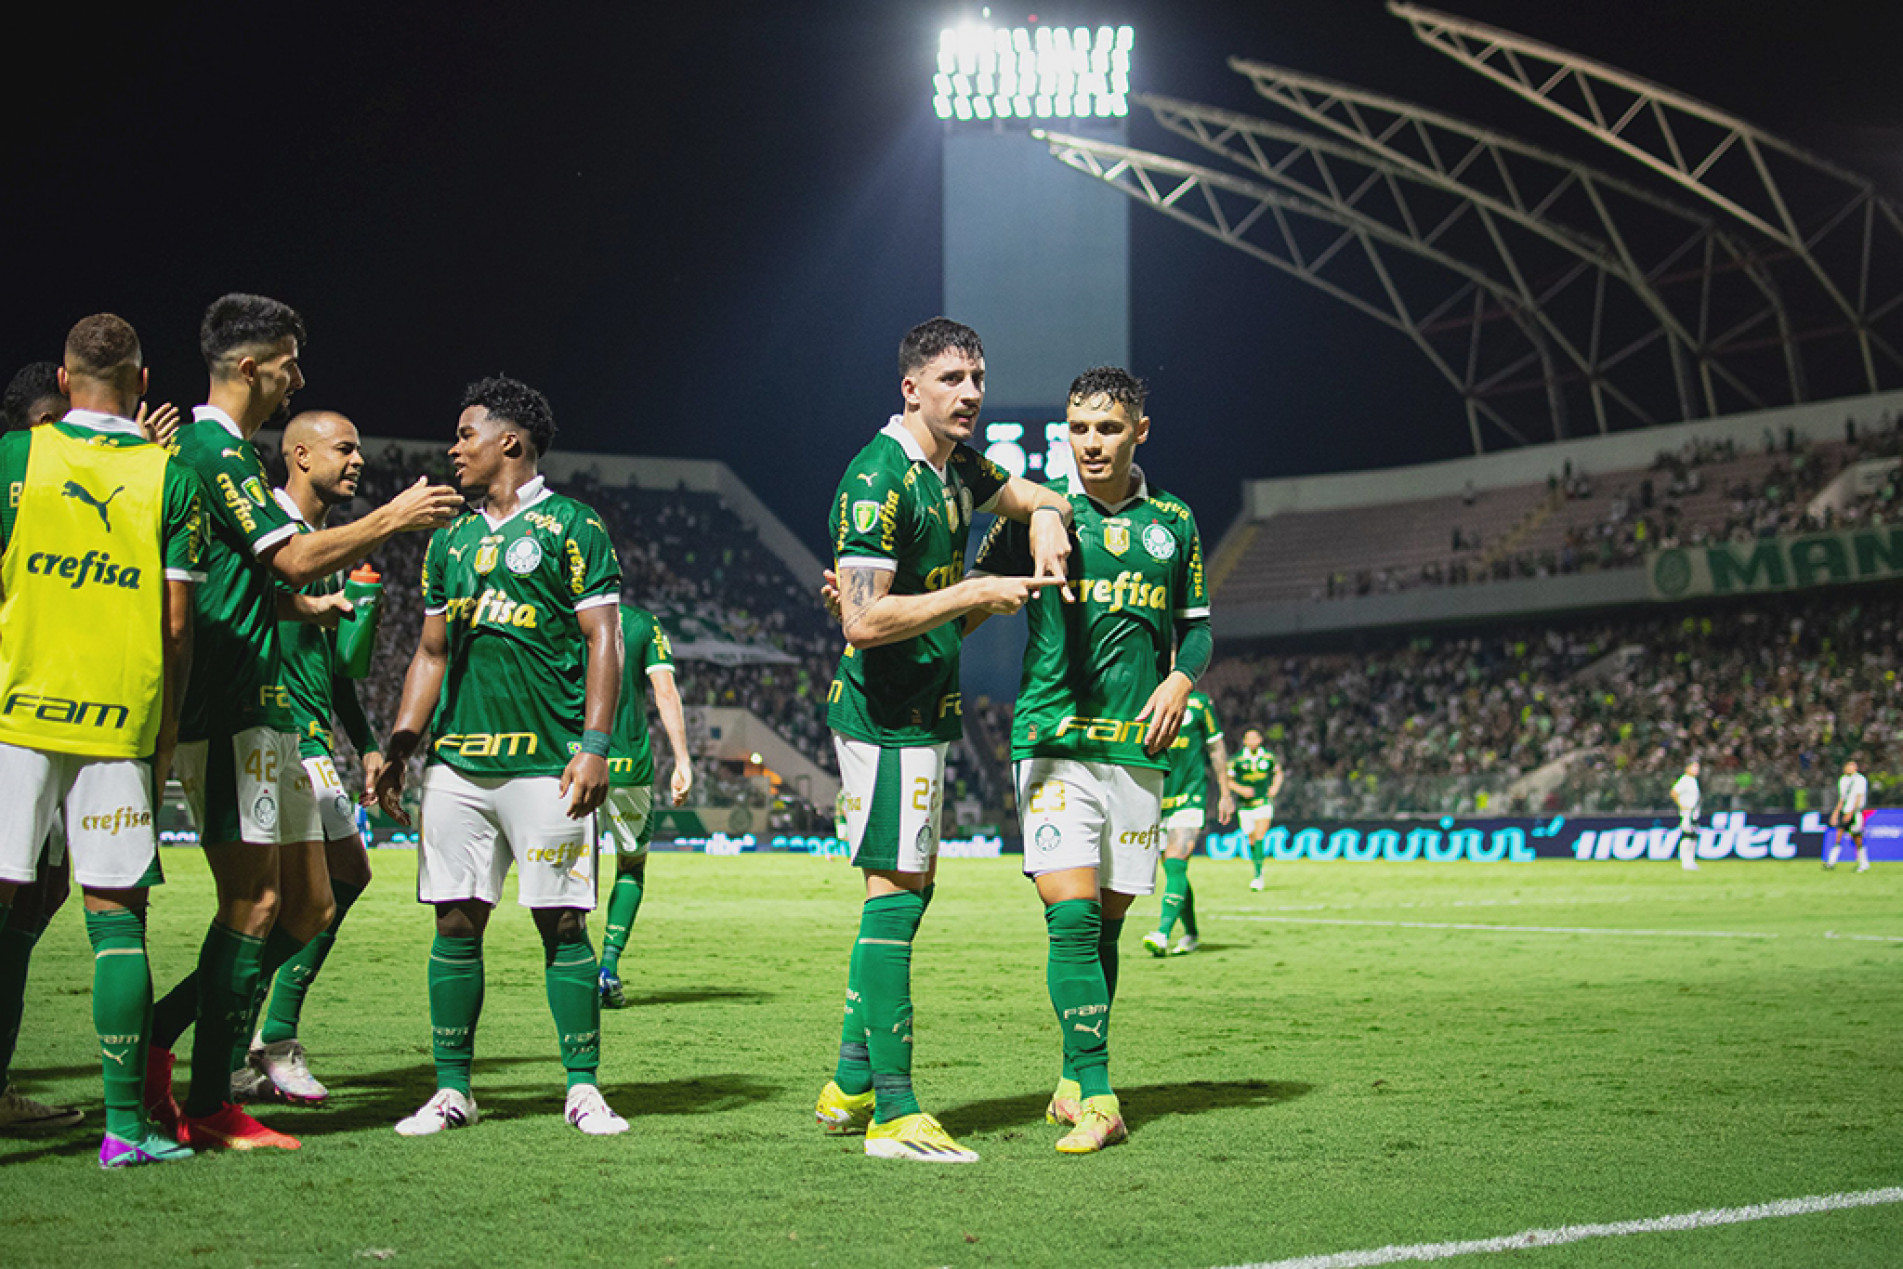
[1142,523,1175,561]
[506,538,543,575]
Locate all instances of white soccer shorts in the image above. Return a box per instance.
[304,754,361,842]
[832,736,946,874]
[175,726,323,846]
[417,764,595,909]
[597,784,654,856]
[1015,756,1164,896]
[0,741,157,889]
[1162,805,1206,831]
[1239,803,1275,834]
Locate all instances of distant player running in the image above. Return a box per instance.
[596,603,694,1008]
[1827,758,1870,872]
[1671,758,1701,872]
[232,412,386,1104]
[372,376,629,1137]
[1143,690,1232,957]
[815,317,1072,1164]
[974,365,1212,1153]
[1229,730,1283,891]
[0,315,202,1166]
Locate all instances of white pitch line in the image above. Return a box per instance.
[1226,915,1778,939]
[1215,1186,1903,1269]
[1825,931,1903,943]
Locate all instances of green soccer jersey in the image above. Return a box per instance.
[172,407,299,740]
[826,418,1007,747]
[1162,691,1224,814]
[421,477,621,779]
[605,603,675,788]
[1229,746,1278,808]
[0,414,204,577]
[975,470,1210,772]
[271,490,377,761]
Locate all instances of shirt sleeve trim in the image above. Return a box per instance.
[1176,606,1212,619]
[423,604,447,617]
[247,522,299,559]
[164,569,205,584]
[573,593,621,612]
[645,664,676,678]
[836,556,898,573]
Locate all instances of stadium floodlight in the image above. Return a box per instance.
[935,20,1132,122]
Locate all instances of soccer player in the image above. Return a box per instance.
[371,376,629,1137]
[1142,690,1232,958]
[815,317,1073,1164]
[0,315,202,1166]
[973,365,1210,1153]
[1827,758,1870,872]
[145,295,461,1150]
[596,602,694,1008]
[229,411,386,1104]
[1229,730,1283,891]
[1671,758,1701,871]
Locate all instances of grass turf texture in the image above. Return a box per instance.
[3,851,1900,1268]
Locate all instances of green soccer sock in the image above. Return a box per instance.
[150,970,197,1051]
[832,934,872,1097]
[0,902,43,1091]
[1181,877,1199,938]
[258,876,364,1047]
[598,873,645,976]
[1100,915,1125,1006]
[542,928,602,1089]
[427,935,484,1097]
[1156,857,1190,939]
[86,907,153,1140]
[1046,899,1111,1100]
[858,890,926,1122]
[184,923,264,1117]
[1249,838,1266,878]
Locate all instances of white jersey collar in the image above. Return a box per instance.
[271,487,310,526]
[59,408,143,438]
[482,473,551,529]
[881,416,948,481]
[192,403,244,440]
[1083,465,1151,516]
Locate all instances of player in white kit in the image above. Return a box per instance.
[1670,759,1700,872]
[1826,759,1870,872]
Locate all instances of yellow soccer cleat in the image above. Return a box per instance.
[863,1112,979,1163]
[1056,1094,1128,1154]
[815,1080,876,1136]
[1045,1077,1082,1127]
[1140,931,1170,958]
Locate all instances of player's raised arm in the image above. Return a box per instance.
[265,477,463,590]
[560,603,622,819]
[836,563,1058,649]
[984,474,1074,599]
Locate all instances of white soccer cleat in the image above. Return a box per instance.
[0,1083,83,1131]
[564,1084,629,1136]
[229,1063,273,1105]
[1682,861,1700,871]
[1140,931,1169,958]
[256,1039,329,1104]
[1248,876,1265,892]
[1171,934,1200,956]
[395,1088,478,1136]
[1857,863,1871,873]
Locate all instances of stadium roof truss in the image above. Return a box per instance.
[1390,1,1903,394]
[1035,5,1903,455]
[1036,129,1562,450]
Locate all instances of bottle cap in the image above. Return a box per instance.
[349,565,381,583]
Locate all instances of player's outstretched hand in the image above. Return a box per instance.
[1028,509,1075,601]
[1135,672,1193,755]
[369,755,410,825]
[137,401,181,447]
[561,752,610,819]
[966,574,1062,616]
[820,569,842,623]
[292,591,355,629]
[360,751,387,805]
[670,762,694,807]
[383,476,464,533]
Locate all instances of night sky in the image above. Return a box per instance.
[7,0,1901,553]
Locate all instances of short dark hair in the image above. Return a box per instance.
[461,375,556,457]
[1068,365,1147,416]
[64,313,143,380]
[3,361,64,432]
[899,317,984,378]
[201,293,307,373]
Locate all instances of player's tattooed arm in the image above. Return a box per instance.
[1208,735,1236,825]
[836,562,1056,649]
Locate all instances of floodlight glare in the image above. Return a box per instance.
[936,22,1132,122]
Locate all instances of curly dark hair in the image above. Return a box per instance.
[3,361,63,432]
[1068,365,1147,416]
[899,317,984,377]
[201,293,307,372]
[461,375,556,457]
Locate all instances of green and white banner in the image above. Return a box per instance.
[1648,526,1903,600]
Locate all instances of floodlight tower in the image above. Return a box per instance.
[934,17,1136,482]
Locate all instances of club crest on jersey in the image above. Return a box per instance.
[1142,523,1175,561]
[474,540,499,575]
[1102,520,1130,556]
[506,537,544,575]
[852,500,881,534]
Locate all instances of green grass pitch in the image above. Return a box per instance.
[3,851,1900,1267]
